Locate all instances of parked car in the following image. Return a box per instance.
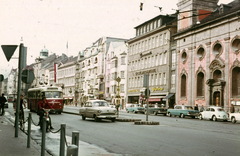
[229,111,240,123]
[79,100,117,122]
[126,104,145,114]
[144,104,167,116]
[167,105,199,118]
[199,106,228,121]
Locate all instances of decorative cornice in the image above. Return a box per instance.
[209,58,225,70]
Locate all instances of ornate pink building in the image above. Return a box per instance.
[173,0,240,109]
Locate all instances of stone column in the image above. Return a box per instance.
[224,37,230,108]
[188,46,193,106]
[206,42,211,106]
[176,46,180,104]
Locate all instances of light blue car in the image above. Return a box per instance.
[126,104,145,114]
[167,105,199,118]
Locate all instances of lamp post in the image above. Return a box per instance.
[116,77,121,117]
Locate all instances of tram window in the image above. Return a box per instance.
[36,91,41,99]
[52,92,62,98]
[45,92,53,98]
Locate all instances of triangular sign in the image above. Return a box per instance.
[1,45,18,62]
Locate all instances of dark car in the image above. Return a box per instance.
[144,104,167,116]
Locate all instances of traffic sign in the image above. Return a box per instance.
[1,45,18,61]
[145,89,150,97]
[22,69,35,84]
[0,74,4,81]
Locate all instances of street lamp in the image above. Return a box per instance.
[115,77,121,117]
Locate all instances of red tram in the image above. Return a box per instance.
[27,85,63,114]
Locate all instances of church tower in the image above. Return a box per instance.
[177,0,219,31]
[39,46,49,60]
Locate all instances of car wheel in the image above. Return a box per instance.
[212,115,217,121]
[153,111,157,116]
[199,114,203,120]
[169,113,172,117]
[94,116,99,122]
[127,110,129,113]
[133,110,136,114]
[180,113,185,118]
[111,118,115,122]
[82,115,86,120]
[231,117,236,123]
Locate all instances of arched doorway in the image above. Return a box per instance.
[213,91,221,106]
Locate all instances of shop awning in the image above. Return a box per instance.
[163,93,175,100]
[147,96,165,102]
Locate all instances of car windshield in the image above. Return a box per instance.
[93,101,108,107]
[217,108,224,112]
[185,106,193,110]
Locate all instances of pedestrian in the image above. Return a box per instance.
[14,95,27,119]
[230,103,235,113]
[0,94,7,116]
[194,104,199,111]
[38,96,54,129]
[200,105,204,112]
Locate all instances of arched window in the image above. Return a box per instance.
[213,70,222,82]
[197,72,204,97]
[232,67,240,97]
[181,74,187,97]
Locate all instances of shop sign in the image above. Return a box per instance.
[152,87,164,92]
[128,89,140,93]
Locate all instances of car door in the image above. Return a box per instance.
[85,102,92,117]
[210,108,215,119]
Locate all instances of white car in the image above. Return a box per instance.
[79,100,117,122]
[229,112,240,123]
[199,106,228,121]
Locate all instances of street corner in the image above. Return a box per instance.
[134,121,160,125]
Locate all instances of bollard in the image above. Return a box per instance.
[41,117,46,156]
[60,124,66,156]
[66,145,78,156]
[27,113,32,148]
[71,131,79,156]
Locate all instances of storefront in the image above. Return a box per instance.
[162,93,175,108]
[63,96,74,105]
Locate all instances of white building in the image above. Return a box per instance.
[105,41,128,108]
[77,37,127,104]
[49,56,77,104]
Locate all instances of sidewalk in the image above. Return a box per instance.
[1,109,123,156]
[0,114,51,156]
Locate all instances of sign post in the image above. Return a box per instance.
[143,74,150,121]
[1,43,26,137]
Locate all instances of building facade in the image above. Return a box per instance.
[105,41,128,108]
[174,0,240,108]
[76,37,127,105]
[127,14,177,108]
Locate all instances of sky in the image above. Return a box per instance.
[0,0,232,78]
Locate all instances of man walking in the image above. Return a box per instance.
[0,94,7,116]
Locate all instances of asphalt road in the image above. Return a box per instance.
[6,105,240,156]
[61,108,240,156]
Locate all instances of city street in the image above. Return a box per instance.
[6,106,240,156]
